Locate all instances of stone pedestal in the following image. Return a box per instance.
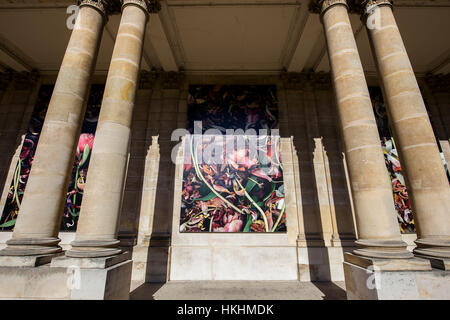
[0,264,71,299]
[0,252,132,299]
[51,252,132,300]
[343,252,450,300]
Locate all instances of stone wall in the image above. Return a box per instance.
[1,71,446,281]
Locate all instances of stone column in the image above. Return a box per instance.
[67,0,153,258]
[0,2,107,257]
[361,0,450,262]
[317,0,411,259]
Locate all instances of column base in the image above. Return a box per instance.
[344,253,450,300]
[0,237,62,256]
[345,252,431,271]
[50,251,132,300]
[66,239,122,258]
[353,239,413,259]
[413,237,450,264]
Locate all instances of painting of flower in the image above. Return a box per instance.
[0,84,103,231]
[0,85,53,230]
[181,85,285,233]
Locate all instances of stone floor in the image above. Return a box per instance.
[130,281,347,300]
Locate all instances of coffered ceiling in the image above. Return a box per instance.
[0,0,449,76]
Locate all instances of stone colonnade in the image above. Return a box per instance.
[0,0,160,259]
[0,0,448,273]
[313,0,449,266]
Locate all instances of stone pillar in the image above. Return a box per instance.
[362,0,450,263]
[67,0,153,258]
[0,1,107,257]
[318,0,411,259]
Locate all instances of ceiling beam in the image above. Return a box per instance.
[0,37,34,72]
[146,12,179,71]
[286,12,322,72]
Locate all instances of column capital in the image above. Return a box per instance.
[121,0,161,14]
[351,0,393,17]
[78,0,122,18]
[309,0,348,15]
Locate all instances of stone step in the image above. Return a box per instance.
[130,280,347,300]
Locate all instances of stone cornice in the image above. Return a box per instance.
[138,70,185,90]
[161,71,185,89]
[281,71,332,91]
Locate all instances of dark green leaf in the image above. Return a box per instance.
[245,175,258,193]
[199,183,210,195]
[78,145,90,167]
[243,215,253,232]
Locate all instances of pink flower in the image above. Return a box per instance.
[223,219,243,232]
[78,133,94,154]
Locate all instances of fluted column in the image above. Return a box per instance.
[361,0,450,260]
[0,2,107,256]
[67,0,155,258]
[317,0,411,258]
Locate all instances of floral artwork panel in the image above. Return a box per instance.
[181,85,285,233]
[61,84,103,231]
[370,86,416,234]
[0,85,53,230]
[0,84,103,231]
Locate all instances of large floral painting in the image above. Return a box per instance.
[0,84,103,231]
[62,84,103,230]
[180,85,286,233]
[0,85,53,230]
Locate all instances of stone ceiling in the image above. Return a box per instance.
[0,0,448,76]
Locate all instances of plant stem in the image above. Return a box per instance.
[13,160,21,209]
[190,137,244,215]
[274,136,283,170]
[271,200,286,232]
[236,178,269,232]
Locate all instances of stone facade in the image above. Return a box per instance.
[0,0,448,299]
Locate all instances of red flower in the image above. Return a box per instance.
[77,133,94,154]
